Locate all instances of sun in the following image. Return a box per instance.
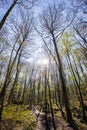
[41,58,49,65]
[37,58,49,66]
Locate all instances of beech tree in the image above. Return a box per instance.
[39,3,77,128]
[61,32,86,120]
[0,0,37,30]
[0,9,34,121]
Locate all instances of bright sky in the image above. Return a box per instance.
[0,0,86,67]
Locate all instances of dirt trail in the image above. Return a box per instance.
[35,112,74,130]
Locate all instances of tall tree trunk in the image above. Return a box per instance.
[0,0,18,30]
[8,48,22,104]
[28,80,32,106]
[66,56,80,100]
[71,53,86,120]
[51,32,76,128]
[21,74,27,104]
[66,51,85,120]
[78,59,87,83]
[47,74,56,130]
[32,80,36,105]
[37,77,41,105]
[0,41,17,121]
[44,70,47,114]
[0,41,23,121]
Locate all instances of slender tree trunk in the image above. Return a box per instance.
[78,59,87,83]
[44,70,48,114]
[0,41,23,121]
[55,82,66,119]
[66,56,80,100]
[52,33,74,125]
[32,80,36,105]
[47,74,56,130]
[0,0,18,30]
[0,41,17,121]
[37,77,41,105]
[21,74,27,103]
[66,55,85,120]
[71,53,86,120]
[28,80,32,106]
[8,48,22,104]
[66,50,85,120]
[17,86,22,103]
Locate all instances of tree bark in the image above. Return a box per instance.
[51,32,75,127]
[0,0,18,30]
[8,48,22,104]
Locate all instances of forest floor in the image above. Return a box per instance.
[35,112,87,130]
[0,105,35,130]
[0,105,87,130]
[35,112,73,130]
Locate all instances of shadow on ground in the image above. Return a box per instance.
[35,113,73,130]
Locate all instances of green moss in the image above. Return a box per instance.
[2,105,35,130]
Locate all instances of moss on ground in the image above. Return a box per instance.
[0,105,35,130]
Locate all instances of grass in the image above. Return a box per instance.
[1,104,35,130]
[1,103,87,130]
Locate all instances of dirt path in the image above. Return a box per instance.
[35,113,74,130]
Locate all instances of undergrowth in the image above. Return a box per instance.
[0,104,35,130]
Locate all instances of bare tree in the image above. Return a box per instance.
[61,32,86,120]
[39,3,77,128]
[0,0,37,30]
[0,10,34,121]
